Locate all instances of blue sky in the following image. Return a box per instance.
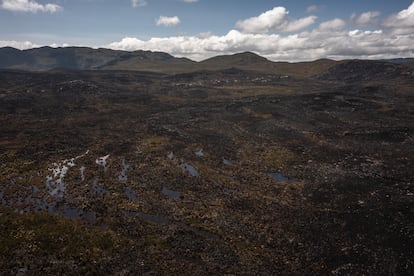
[1,0,414,61]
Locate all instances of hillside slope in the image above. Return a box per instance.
[1,47,413,80]
[0,47,338,77]
[0,46,195,72]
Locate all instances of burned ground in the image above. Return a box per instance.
[0,68,413,274]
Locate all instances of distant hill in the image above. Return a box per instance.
[315,59,413,82]
[0,47,413,80]
[0,46,195,72]
[382,58,414,63]
[197,52,341,77]
[0,47,339,77]
[1,46,116,71]
[200,52,272,69]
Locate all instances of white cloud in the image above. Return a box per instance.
[350,11,380,26]
[236,7,317,33]
[131,0,147,8]
[49,43,70,48]
[181,0,198,2]
[3,3,414,62]
[284,16,318,32]
[106,23,414,62]
[0,40,39,49]
[306,5,322,13]
[156,16,180,27]
[106,3,414,61]
[383,1,414,29]
[318,18,346,31]
[1,0,62,13]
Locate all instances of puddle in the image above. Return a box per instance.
[210,179,221,186]
[167,152,174,160]
[222,158,232,165]
[162,187,181,200]
[45,151,89,199]
[62,205,79,220]
[0,191,6,205]
[50,203,97,224]
[61,204,96,224]
[118,159,129,182]
[16,194,23,206]
[195,149,204,157]
[0,179,96,225]
[0,191,50,213]
[188,226,220,240]
[179,163,200,177]
[100,222,109,230]
[124,187,139,202]
[31,198,56,213]
[81,210,96,224]
[126,211,168,224]
[45,176,65,199]
[223,188,238,194]
[80,166,86,181]
[32,186,39,193]
[92,179,108,195]
[137,212,168,224]
[24,195,34,205]
[270,172,293,183]
[96,154,110,171]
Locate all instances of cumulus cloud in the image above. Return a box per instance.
[131,0,147,8]
[108,30,288,61]
[4,3,414,62]
[0,40,39,49]
[1,0,62,13]
[236,7,317,33]
[49,43,70,48]
[350,11,380,26]
[318,18,346,31]
[156,15,180,27]
[383,1,414,29]
[106,2,414,61]
[106,21,414,62]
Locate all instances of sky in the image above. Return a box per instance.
[0,0,414,61]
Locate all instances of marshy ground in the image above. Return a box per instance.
[0,68,413,274]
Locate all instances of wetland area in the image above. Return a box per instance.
[0,53,413,274]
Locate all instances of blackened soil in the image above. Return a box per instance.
[0,69,413,274]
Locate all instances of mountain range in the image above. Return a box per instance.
[1,46,414,80]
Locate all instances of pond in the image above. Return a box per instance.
[162,187,181,200]
[180,163,200,177]
[92,179,108,195]
[118,159,129,182]
[195,149,204,157]
[124,187,139,202]
[223,158,232,165]
[96,154,110,171]
[270,172,293,182]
